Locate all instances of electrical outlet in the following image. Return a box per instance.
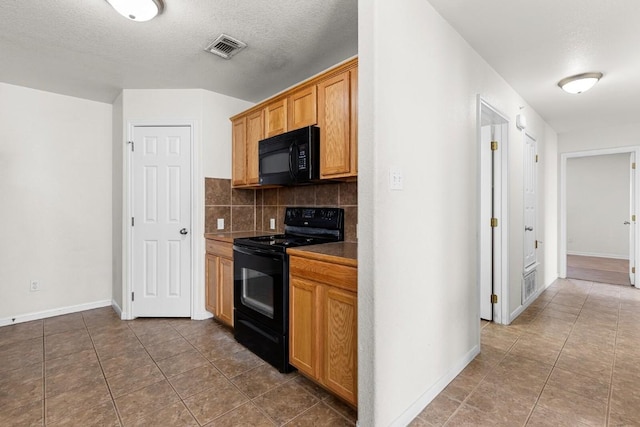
[217,218,224,230]
[30,280,40,292]
[269,218,276,230]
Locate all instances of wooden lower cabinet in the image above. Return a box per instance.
[205,239,234,328]
[289,254,357,407]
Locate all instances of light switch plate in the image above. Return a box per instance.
[217,218,224,230]
[269,218,276,229]
[389,168,404,190]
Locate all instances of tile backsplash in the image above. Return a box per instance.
[205,178,358,242]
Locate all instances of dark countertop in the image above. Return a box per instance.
[287,242,357,267]
[204,231,273,244]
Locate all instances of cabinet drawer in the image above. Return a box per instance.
[289,256,357,293]
[206,239,233,258]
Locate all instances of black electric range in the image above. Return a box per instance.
[232,207,344,372]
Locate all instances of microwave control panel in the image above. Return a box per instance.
[298,146,307,170]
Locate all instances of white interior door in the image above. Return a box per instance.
[478,99,508,323]
[479,125,493,320]
[523,133,537,268]
[132,126,192,317]
[630,152,636,285]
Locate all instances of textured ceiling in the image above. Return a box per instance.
[0,0,358,103]
[427,0,640,133]
[3,1,639,134]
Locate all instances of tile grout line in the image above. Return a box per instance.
[605,294,622,427]
[82,313,125,427]
[520,281,588,426]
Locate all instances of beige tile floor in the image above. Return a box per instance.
[410,278,640,426]
[2,276,639,426]
[0,310,357,426]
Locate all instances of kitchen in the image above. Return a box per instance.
[3,0,640,426]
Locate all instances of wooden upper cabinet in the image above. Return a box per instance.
[246,109,264,185]
[231,116,247,186]
[317,69,356,179]
[265,99,287,137]
[288,85,317,131]
[230,58,357,185]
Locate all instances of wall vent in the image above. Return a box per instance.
[205,34,247,59]
[522,269,538,305]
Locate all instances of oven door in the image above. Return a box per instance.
[233,245,287,333]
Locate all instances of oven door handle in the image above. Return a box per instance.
[233,245,284,261]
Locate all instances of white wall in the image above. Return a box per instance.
[113,89,252,318]
[112,93,123,312]
[567,154,630,258]
[358,0,557,424]
[559,123,640,153]
[543,127,559,286]
[0,83,113,323]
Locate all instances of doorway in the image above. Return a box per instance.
[560,147,640,289]
[477,97,509,323]
[129,125,193,317]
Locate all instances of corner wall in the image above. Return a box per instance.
[357,0,558,424]
[0,83,113,323]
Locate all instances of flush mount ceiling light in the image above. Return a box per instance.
[106,0,164,22]
[557,72,603,94]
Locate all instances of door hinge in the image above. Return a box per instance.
[633,215,636,222]
[490,218,498,228]
[131,217,135,226]
[535,240,538,249]
[491,141,498,151]
[633,267,636,274]
[491,294,498,304]
[131,292,135,302]
[535,154,539,163]
[632,162,636,169]
[128,141,134,152]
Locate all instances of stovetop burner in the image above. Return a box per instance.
[233,207,344,253]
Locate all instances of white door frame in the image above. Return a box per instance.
[122,120,207,320]
[477,96,510,325]
[559,146,640,285]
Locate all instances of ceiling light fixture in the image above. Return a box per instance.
[106,0,164,22]
[557,72,603,94]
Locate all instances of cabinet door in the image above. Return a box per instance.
[350,66,358,176]
[288,86,317,131]
[205,254,217,314]
[317,71,353,178]
[323,286,357,406]
[217,257,234,327]
[289,277,320,378]
[246,110,264,185]
[231,116,247,186]
[265,99,287,137]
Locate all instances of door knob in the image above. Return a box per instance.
[179,228,188,235]
[525,226,534,231]
[624,221,631,225]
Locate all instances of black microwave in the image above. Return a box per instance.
[259,125,320,186]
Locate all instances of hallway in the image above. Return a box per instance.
[411,278,640,426]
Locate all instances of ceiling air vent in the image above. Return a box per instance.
[205,34,247,59]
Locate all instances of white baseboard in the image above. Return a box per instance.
[111,299,123,318]
[0,300,112,327]
[389,344,480,427]
[510,286,545,322]
[191,310,214,321]
[567,251,629,260]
